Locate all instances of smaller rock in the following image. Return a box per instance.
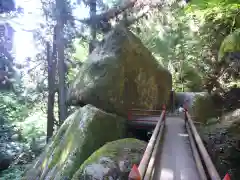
[0,151,12,171]
[11,134,19,141]
[72,138,147,180]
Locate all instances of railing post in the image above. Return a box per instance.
[129,164,141,180]
[162,104,166,121]
[184,103,188,124]
[128,110,132,120]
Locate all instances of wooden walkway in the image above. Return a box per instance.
[128,108,221,180]
[152,117,200,180]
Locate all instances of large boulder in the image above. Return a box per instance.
[218,29,240,79]
[72,138,147,180]
[23,105,126,180]
[218,28,240,61]
[68,27,172,116]
[189,93,223,124]
[199,109,240,179]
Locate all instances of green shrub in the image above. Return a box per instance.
[191,95,221,124]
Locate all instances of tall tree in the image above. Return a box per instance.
[46,41,54,141]
[46,26,57,142]
[89,0,97,53]
[55,0,68,124]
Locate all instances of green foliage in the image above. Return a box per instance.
[0,90,47,143]
[0,92,30,122]
[68,39,89,82]
[191,95,220,124]
[200,108,240,179]
[131,0,240,92]
[219,28,240,60]
[16,105,47,142]
[72,39,88,62]
[0,166,24,180]
[0,92,47,179]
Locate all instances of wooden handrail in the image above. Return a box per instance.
[129,114,160,116]
[128,109,162,121]
[137,110,166,179]
[185,111,221,180]
[143,117,165,179]
[130,109,162,112]
[185,119,207,180]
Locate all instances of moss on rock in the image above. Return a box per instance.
[22,105,126,180]
[68,27,172,117]
[72,138,147,180]
[218,28,240,61]
[190,94,221,124]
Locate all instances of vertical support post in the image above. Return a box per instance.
[162,104,166,111]
[170,90,175,113]
[128,110,132,120]
[129,164,141,180]
[162,104,166,122]
[184,103,188,124]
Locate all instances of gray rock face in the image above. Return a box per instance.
[68,27,172,116]
[0,150,11,171]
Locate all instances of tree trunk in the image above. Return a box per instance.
[56,0,67,124]
[46,41,55,142]
[89,0,97,53]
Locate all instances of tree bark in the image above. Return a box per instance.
[89,0,97,53]
[56,0,68,124]
[46,41,55,142]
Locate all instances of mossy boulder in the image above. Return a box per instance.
[199,109,240,179]
[68,27,172,117]
[72,138,147,180]
[218,28,240,61]
[190,94,222,124]
[22,104,126,180]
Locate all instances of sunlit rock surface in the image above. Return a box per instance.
[68,26,172,116]
[72,138,146,180]
[22,105,126,180]
[218,28,240,61]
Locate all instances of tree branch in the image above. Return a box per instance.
[27,62,43,73]
[118,4,152,27]
[78,0,137,25]
[76,0,166,32]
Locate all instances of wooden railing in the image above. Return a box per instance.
[128,108,166,180]
[128,104,221,180]
[128,109,162,120]
[184,109,221,180]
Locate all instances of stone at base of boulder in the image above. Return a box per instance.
[0,153,11,171]
[72,138,147,180]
